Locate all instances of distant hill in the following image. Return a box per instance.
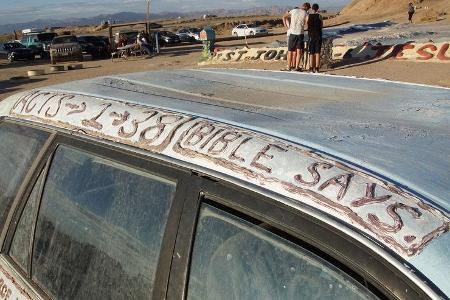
[0,6,300,34]
[338,0,449,23]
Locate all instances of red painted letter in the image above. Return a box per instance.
[416,44,437,60]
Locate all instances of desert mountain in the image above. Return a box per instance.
[338,0,449,23]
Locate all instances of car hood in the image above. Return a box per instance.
[51,42,79,48]
[9,48,32,53]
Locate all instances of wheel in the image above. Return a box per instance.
[7,53,15,62]
[233,32,238,37]
[249,31,254,35]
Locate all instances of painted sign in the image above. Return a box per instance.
[333,42,450,62]
[9,90,450,258]
[201,47,289,65]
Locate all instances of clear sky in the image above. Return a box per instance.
[0,0,350,25]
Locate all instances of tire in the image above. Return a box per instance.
[7,53,14,62]
[233,32,238,37]
[249,31,254,35]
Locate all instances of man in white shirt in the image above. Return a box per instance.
[282,3,310,71]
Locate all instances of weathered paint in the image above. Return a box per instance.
[9,90,450,258]
[202,47,288,65]
[332,41,450,62]
[202,42,450,65]
[0,265,31,300]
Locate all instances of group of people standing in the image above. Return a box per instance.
[282,2,323,72]
[116,31,155,57]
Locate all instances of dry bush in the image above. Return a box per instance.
[0,33,16,42]
[420,8,441,22]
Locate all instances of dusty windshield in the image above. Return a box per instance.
[52,36,78,44]
[37,33,57,42]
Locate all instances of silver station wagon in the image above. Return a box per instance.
[0,69,448,300]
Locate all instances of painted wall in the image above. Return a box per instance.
[333,42,450,62]
[201,41,450,65]
[200,47,289,65]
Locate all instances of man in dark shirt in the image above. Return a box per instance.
[306,3,323,72]
[408,3,415,23]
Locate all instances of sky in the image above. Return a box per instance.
[0,0,350,25]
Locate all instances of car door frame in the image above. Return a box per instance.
[165,174,441,300]
[0,43,7,59]
[0,118,445,300]
[0,119,198,300]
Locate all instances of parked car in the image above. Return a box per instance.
[0,70,449,300]
[0,42,35,62]
[176,27,201,42]
[20,32,57,58]
[77,35,110,59]
[156,31,181,45]
[49,35,83,64]
[232,23,268,37]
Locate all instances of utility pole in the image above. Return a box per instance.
[146,0,151,33]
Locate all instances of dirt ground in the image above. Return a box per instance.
[1,32,449,102]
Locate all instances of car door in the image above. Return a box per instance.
[165,175,435,300]
[0,121,192,299]
[0,44,7,59]
[236,25,246,36]
[242,25,250,36]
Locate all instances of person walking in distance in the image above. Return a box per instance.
[408,2,415,23]
[306,3,323,73]
[282,3,309,71]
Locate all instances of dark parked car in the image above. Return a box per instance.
[155,31,180,46]
[77,35,109,59]
[0,42,35,62]
[20,32,57,58]
[177,28,201,42]
[49,35,83,64]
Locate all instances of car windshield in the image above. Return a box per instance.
[53,36,78,44]
[4,43,25,50]
[78,36,105,45]
[162,31,176,37]
[189,28,200,33]
[37,33,57,42]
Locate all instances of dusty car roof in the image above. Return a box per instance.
[11,68,448,211]
[1,69,449,294]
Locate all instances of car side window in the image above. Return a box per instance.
[9,169,45,272]
[0,123,49,233]
[17,145,176,299]
[187,203,378,300]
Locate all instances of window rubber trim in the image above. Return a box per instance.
[0,121,193,300]
[166,176,437,300]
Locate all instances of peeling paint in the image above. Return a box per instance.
[8,90,450,258]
